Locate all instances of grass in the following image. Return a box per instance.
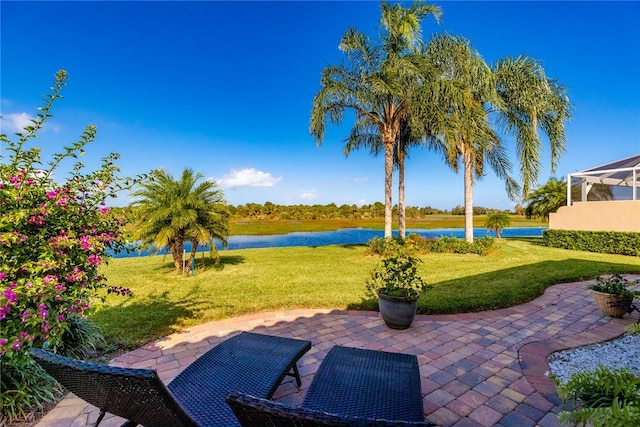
[90,238,640,351]
[229,215,547,235]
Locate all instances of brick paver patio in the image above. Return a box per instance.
[36,276,639,427]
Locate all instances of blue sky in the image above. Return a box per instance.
[2,1,639,210]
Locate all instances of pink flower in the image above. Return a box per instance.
[3,289,18,303]
[0,272,6,280]
[43,275,58,285]
[88,254,102,266]
[80,235,92,250]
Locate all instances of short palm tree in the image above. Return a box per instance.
[310,1,441,238]
[525,177,567,219]
[484,212,511,239]
[132,168,230,272]
[525,177,613,219]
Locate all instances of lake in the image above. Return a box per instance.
[112,227,546,258]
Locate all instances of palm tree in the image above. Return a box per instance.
[132,168,230,273]
[525,177,613,219]
[525,177,566,219]
[420,34,570,242]
[418,34,519,242]
[484,212,511,239]
[310,1,441,238]
[492,56,572,198]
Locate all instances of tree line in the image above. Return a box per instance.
[119,202,518,224]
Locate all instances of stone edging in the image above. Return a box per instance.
[518,316,637,406]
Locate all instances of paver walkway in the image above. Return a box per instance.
[36,276,639,427]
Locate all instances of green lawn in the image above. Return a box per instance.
[91,238,640,351]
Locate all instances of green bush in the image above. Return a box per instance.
[543,230,640,256]
[365,236,407,256]
[366,234,495,256]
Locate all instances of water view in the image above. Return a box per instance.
[113,227,546,258]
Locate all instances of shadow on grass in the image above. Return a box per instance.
[90,288,233,351]
[346,258,640,315]
[150,254,247,272]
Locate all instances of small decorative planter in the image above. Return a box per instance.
[377,292,419,330]
[591,290,634,318]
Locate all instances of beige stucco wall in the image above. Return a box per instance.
[549,201,640,232]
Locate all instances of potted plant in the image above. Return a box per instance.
[587,274,639,318]
[366,252,430,329]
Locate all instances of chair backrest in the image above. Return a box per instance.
[225,391,434,427]
[31,348,198,427]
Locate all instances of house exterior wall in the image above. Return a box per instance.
[549,201,640,232]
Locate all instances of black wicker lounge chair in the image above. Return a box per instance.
[31,331,311,427]
[226,346,434,426]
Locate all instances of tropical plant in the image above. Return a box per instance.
[526,177,614,219]
[484,212,511,239]
[366,252,430,301]
[0,70,139,420]
[311,1,441,238]
[418,33,571,242]
[525,177,568,219]
[556,366,640,426]
[131,168,230,273]
[417,33,520,244]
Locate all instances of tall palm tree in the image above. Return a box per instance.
[492,56,572,197]
[132,168,230,272]
[418,34,518,242]
[421,34,570,242]
[310,1,441,238]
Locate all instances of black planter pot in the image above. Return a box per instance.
[377,291,419,330]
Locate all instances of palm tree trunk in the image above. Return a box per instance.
[463,150,474,243]
[398,150,406,239]
[384,142,394,238]
[171,238,185,272]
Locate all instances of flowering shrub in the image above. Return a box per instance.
[0,70,142,420]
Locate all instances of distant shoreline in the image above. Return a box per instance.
[112,226,546,258]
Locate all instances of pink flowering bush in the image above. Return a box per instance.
[0,70,143,420]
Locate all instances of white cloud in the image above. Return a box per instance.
[353,177,369,184]
[300,190,317,200]
[1,112,34,133]
[217,167,282,188]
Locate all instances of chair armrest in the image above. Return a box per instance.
[225,391,435,427]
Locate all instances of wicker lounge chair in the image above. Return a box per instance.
[31,331,311,426]
[226,346,433,426]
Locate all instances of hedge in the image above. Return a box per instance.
[543,229,640,256]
